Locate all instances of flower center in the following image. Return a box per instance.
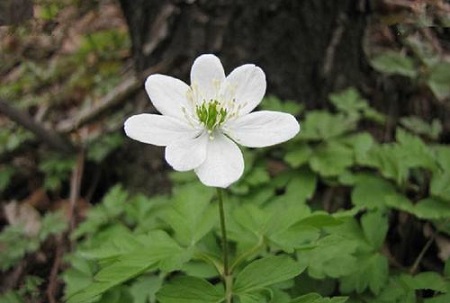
[196,100,227,132]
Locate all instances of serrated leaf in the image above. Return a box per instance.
[284,167,317,203]
[163,183,215,246]
[386,195,450,220]
[234,256,304,294]
[261,96,304,115]
[310,143,353,177]
[351,176,396,210]
[156,276,224,303]
[425,293,450,303]
[403,272,448,292]
[361,211,388,249]
[237,292,267,303]
[297,234,359,279]
[291,293,348,303]
[427,62,450,100]
[67,231,188,303]
[340,253,389,295]
[329,88,368,114]
[370,51,417,77]
[400,116,442,140]
[300,111,356,141]
[431,171,450,202]
[285,144,313,168]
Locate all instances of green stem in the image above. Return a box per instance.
[217,188,232,303]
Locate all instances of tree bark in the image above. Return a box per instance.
[118,0,370,108]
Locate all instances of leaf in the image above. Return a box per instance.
[427,62,450,100]
[395,128,436,171]
[338,132,375,164]
[386,195,450,220]
[403,272,448,292]
[300,111,356,141]
[425,293,450,303]
[361,210,388,249]
[237,292,268,303]
[67,231,188,303]
[234,255,305,294]
[156,276,224,303]
[261,95,304,115]
[283,167,317,203]
[163,183,215,246]
[291,294,348,303]
[400,116,442,140]
[284,144,313,168]
[370,51,417,77]
[431,171,450,202]
[413,198,450,220]
[297,234,359,279]
[351,175,396,210]
[340,253,389,295]
[310,143,354,177]
[329,88,368,115]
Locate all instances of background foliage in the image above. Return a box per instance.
[0,0,449,302]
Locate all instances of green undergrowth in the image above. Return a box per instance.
[59,88,450,303]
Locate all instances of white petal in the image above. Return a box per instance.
[224,64,266,115]
[145,74,192,119]
[165,133,208,171]
[195,134,244,188]
[124,114,198,147]
[224,111,300,148]
[190,54,226,102]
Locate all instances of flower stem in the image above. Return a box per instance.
[217,188,232,302]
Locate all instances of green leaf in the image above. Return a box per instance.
[261,96,304,115]
[340,253,389,295]
[130,275,163,303]
[386,195,450,220]
[413,198,450,220]
[284,144,313,168]
[67,231,188,303]
[310,143,353,177]
[300,111,356,141]
[237,292,268,303]
[291,293,348,303]
[234,256,305,294]
[351,176,396,210]
[400,116,442,140]
[156,276,224,303]
[427,62,450,100]
[403,272,448,292]
[431,171,450,202]
[370,51,417,77]
[163,183,215,246]
[283,167,317,203]
[361,211,388,249]
[338,132,375,164]
[425,293,450,303]
[329,88,368,115]
[297,234,359,279]
[395,128,436,171]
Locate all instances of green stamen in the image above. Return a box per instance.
[196,100,228,131]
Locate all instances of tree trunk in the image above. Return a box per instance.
[118,0,370,108]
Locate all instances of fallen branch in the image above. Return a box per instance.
[0,98,76,154]
[56,58,174,133]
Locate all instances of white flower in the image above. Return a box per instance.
[124,54,300,188]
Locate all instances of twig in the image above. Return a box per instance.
[322,12,347,78]
[68,149,85,237]
[409,232,435,275]
[46,236,63,303]
[0,98,76,154]
[56,58,174,133]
